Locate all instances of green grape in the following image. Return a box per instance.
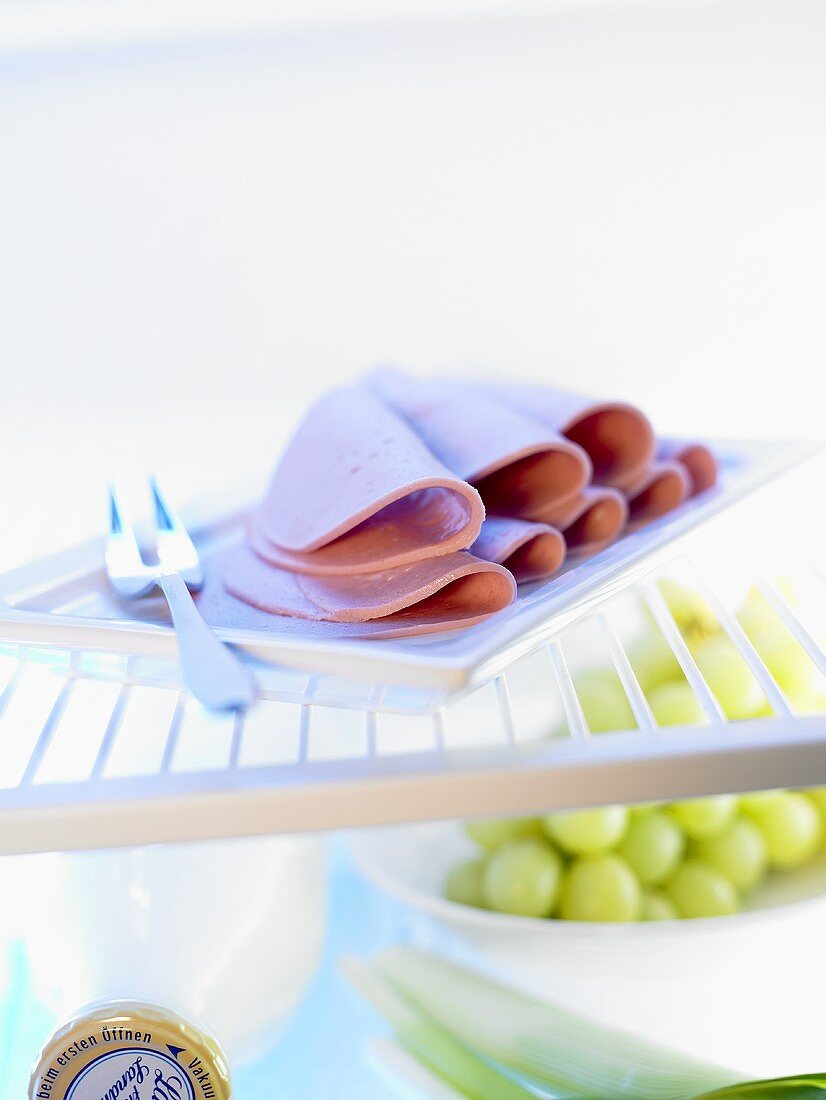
[738,585,826,713]
[791,689,826,717]
[465,817,541,851]
[692,818,768,893]
[736,586,773,635]
[658,578,718,644]
[753,792,822,868]
[640,889,678,921]
[669,796,737,840]
[747,624,813,705]
[739,789,785,816]
[629,801,666,819]
[665,860,740,919]
[692,636,767,720]
[559,854,642,922]
[773,577,799,602]
[543,805,629,855]
[647,682,706,727]
[751,699,774,719]
[482,839,562,917]
[444,858,487,908]
[618,811,685,885]
[737,583,796,637]
[804,787,826,830]
[628,631,682,693]
[573,669,637,734]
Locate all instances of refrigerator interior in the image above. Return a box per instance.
[1,0,825,1096]
[1,451,825,1096]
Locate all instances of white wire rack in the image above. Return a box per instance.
[0,547,823,855]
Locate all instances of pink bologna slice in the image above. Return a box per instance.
[481,382,655,494]
[368,368,591,520]
[658,440,718,497]
[252,386,485,575]
[533,487,628,554]
[213,545,516,637]
[471,517,565,583]
[625,460,691,526]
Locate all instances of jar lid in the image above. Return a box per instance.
[29,1000,231,1100]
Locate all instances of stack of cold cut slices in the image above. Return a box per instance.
[200,371,717,639]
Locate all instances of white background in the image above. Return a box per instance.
[1,0,824,569]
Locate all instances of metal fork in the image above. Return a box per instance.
[106,476,256,711]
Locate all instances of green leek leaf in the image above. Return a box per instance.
[341,956,538,1100]
[695,1075,826,1099]
[376,948,739,1100]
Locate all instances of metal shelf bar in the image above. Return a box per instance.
[689,573,794,718]
[640,581,727,723]
[548,641,591,739]
[755,576,826,678]
[598,611,657,734]
[494,676,516,746]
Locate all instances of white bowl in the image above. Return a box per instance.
[351,821,826,1078]
[11,834,328,1066]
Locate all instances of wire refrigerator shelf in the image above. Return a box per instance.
[0,446,822,855]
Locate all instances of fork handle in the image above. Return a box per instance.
[159,572,257,711]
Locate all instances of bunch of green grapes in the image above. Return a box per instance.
[564,579,823,737]
[447,789,826,921]
[641,577,825,720]
[444,579,826,921]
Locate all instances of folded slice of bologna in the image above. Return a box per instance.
[532,487,628,554]
[480,382,655,494]
[209,545,516,638]
[368,368,591,520]
[658,441,718,497]
[251,386,485,576]
[625,460,691,526]
[471,517,565,583]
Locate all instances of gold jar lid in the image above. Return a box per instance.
[29,1000,231,1100]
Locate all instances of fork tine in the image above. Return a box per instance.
[107,484,145,564]
[105,483,155,596]
[149,475,193,543]
[149,475,203,583]
[149,475,177,533]
[109,485,125,535]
